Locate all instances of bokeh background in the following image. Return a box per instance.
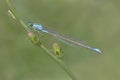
[0,0,120,80]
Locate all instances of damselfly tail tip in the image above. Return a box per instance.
[92,48,102,54]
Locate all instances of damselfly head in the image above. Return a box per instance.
[28,21,33,27]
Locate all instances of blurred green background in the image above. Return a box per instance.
[0,0,120,80]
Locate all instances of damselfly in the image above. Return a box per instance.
[28,22,102,54]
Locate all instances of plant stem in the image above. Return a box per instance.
[41,45,79,80]
[6,0,79,80]
[6,0,30,32]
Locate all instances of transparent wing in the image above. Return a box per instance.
[44,27,102,54]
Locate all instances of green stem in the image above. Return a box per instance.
[6,0,79,80]
[6,0,30,32]
[41,45,79,80]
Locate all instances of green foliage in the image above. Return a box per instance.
[53,42,63,59]
[0,0,120,80]
[28,32,41,46]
